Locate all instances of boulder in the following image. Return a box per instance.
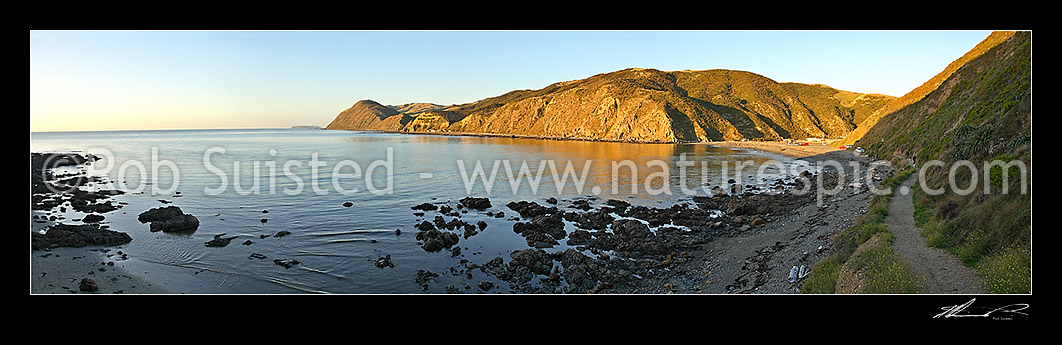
[32,223,132,250]
[506,201,558,218]
[137,206,185,223]
[459,197,492,210]
[411,203,438,211]
[374,255,394,268]
[508,249,553,276]
[138,206,199,233]
[82,214,105,223]
[415,228,460,252]
[79,278,98,292]
[148,214,200,233]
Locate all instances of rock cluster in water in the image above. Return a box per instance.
[31,153,133,250]
[138,206,201,233]
[401,171,853,293]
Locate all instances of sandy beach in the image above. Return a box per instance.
[30,246,172,294]
[30,152,173,294]
[707,140,855,162]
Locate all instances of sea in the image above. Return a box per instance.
[30,128,811,294]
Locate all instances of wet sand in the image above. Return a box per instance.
[30,245,172,294]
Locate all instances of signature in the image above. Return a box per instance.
[934,298,1029,319]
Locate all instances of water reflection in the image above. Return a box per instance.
[389,134,793,203]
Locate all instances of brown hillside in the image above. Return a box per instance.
[840,31,1017,146]
[327,68,895,143]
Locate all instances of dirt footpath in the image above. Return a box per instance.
[888,172,985,294]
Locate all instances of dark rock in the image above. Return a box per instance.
[67,190,123,213]
[260,218,268,224]
[82,214,105,223]
[79,278,98,292]
[374,255,394,268]
[545,197,558,205]
[512,212,566,248]
[248,253,268,260]
[205,234,238,247]
[138,206,199,233]
[148,214,200,233]
[612,219,651,239]
[463,226,478,239]
[343,202,353,207]
[137,206,185,223]
[605,199,630,210]
[480,257,507,277]
[32,223,132,250]
[411,202,438,211]
[273,230,292,238]
[506,201,558,218]
[508,249,553,276]
[273,259,300,268]
[395,229,402,236]
[570,199,592,211]
[459,197,492,210]
[415,221,436,231]
[565,209,614,230]
[750,216,765,226]
[478,281,495,291]
[242,240,253,245]
[414,270,439,290]
[262,210,269,213]
[567,229,593,246]
[476,220,488,230]
[415,229,460,252]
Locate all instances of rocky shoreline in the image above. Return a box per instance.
[401,147,890,293]
[30,152,171,294]
[31,153,131,250]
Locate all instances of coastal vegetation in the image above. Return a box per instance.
[802,167,919,294]
[858,31,1031,293]
[802,31,1030,294]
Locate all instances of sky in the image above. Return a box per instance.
[29,30,997,132]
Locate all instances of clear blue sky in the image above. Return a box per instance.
[30,30,996,132]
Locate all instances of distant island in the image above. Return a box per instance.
[290,125,323,130]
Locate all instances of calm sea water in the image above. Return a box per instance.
[30,128,806,293]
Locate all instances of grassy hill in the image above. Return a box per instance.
[858,31,1031,293]
[326,68,894,143]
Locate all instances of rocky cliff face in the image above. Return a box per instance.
[324,100,411,131]
[325,68,895,143]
